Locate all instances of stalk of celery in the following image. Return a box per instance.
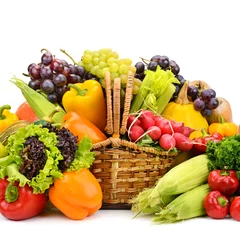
[10,77,66,123]
[130,67,179,114]
[156,83,176,114]
[140,93,157,111]
[129,71,154,113]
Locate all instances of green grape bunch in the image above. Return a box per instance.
[79,48,141,95]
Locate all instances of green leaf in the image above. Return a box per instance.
[0,124,63,194]
[67,136,95,172]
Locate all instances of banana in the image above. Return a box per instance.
[0,120,30,145]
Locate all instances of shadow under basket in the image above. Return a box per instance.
[90,71,178,209]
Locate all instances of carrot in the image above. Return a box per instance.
[15,101,39,122]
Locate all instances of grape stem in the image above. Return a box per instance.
[22,72,30,77]
[139,57,150,65]
[41,48,50,53]
[60,49,77,65]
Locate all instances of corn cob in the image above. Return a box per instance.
[153,183,210,223]
[131,188,176,215]
[10,77,66,124]
[148,154,209,208]
[131,154,210,215]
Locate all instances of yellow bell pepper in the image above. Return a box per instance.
[62,80,106,132]
[0,104,19,132]
[189,129,203,140]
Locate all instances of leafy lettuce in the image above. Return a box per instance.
[67,136,95,172]
[0,124,95,194]
[0,124,63,193]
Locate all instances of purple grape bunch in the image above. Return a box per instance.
[26,50,98,104]
[187,86,219,117]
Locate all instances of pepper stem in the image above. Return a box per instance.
[0,105,11,120]
[201,128,210,137]
[217,196,228,207]
[220,170,230,177]
[5,183,19,203]
[220,116,226,123]
[68,84,88,96]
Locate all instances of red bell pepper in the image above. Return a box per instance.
[203,190,229,219]
[230,196,240,221]
[192,129,223,154]
[0,179,47,221]
[208,169,239,196]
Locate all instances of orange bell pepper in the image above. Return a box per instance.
[62,81,107,132]
[48,169,102,220]
[209,117,237,137]
[62,111,107,144]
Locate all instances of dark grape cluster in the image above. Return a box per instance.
[26,50,98,104]
[134,55,186,100]
[187,86,219,117]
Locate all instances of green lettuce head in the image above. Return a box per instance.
[0,123,95,194]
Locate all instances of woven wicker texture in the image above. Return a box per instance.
[91,71,178,208]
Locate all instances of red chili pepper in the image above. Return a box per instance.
[230,196,240,221]
[203,190,229,219]
[208,170,239,196]
[0,179,47,221]
[192,129,223,154]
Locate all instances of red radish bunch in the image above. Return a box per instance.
[127,110,194,152]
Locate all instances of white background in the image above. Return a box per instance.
[0,0,240,239]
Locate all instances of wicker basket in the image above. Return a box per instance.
[90,71,178,209]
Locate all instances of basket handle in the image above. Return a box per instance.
[120,71,134,135]
[112,77,121,138]
[92,137,178,157]
[104,71,113,135]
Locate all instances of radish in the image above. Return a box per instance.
[155,118,173,135]
[170,120,184,133]
[127,115,141,130]
[139,114,155,131]
[139,110,155,120]
[128,125,145,142]
[182,126,194,137]
[173,132,193,152]
[159,134,176,151]
[146,126,162,141]
[154,116,163,125]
